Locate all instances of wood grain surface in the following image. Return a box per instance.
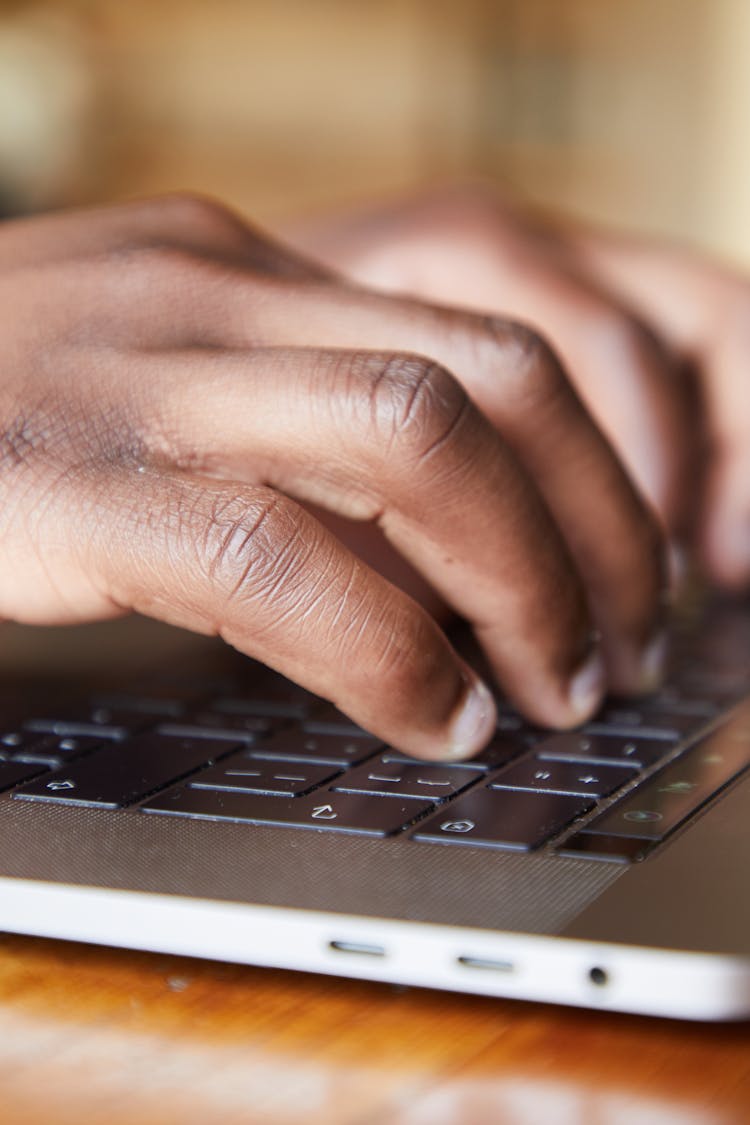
[0,933,747,1125]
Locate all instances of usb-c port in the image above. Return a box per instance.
[329,940,386,958]
[457,955,515,973]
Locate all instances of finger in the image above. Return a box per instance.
[287,197,694,536]
[29,465,497,761]
[0,194,328,280]
[564,228,750,588]
[149,272,667,694]
[125,343,636,717]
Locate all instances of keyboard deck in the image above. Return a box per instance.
[2,607,749,864]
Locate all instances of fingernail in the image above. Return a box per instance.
[667,541,689,596]
[447,675,497,760]
[639,629,668,692]
[568,649,606,723]
[722,517,750,584]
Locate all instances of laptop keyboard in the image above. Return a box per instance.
[2,607,749,863]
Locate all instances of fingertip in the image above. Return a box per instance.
[443,672,497,761]
[705,515,750,591]
[565,648,607,726]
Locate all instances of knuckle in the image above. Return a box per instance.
[149,191,238,238]
[595,309,666,368]
[419,185,504,244]
[194,490,312,613]
[476,316,568,406]
[0,413,46,476]
[362,353,471,465]
[98,241,223,304]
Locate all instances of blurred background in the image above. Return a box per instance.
[1,0,750,264]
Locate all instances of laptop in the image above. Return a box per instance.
[0,589,748,1021]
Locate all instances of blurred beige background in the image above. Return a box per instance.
[1,0,750,265]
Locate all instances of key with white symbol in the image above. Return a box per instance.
[488,757,634,798]
[189,755,338,797]
[331,755,483,801]
[142,787,434,836]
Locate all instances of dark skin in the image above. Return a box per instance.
[289,185,750,592]
[0,194,669,760]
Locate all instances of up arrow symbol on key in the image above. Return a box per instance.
[311,804,337,820]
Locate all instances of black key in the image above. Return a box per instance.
[556,834,653,863]
[248,730,382,767]
[413,788,594,851]
[157,717,269,742]
[382,734,525,772]
[1,733,43,751]
[569,704,750,847]
[90,693,189,717]
[227,668,314,703]
[331,756,483,801]
[583,705,704,741]
[0,759,49,791]
[212,685,314,721]
[93,682,210,712]
[495,713,529,734]
[672,672,748,707]
[304,702,373,737]
[13,734,240,809]
[492,704,543,737]
[141,786,433,836]
[1,730,52,752]
[190,756,338,796]
[536,732,669,769]
[184,712,276,737]
[635,688,719,718]
[488,757,635,798]
[23,706,153,740]
[9,734,104,768]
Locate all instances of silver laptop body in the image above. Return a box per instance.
[0,597,748,1021]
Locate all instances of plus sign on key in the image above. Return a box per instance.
[487,757,635,799]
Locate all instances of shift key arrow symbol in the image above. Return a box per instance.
[311,804,337,820]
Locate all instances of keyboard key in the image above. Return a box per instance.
[331,757,483,801]
[2,730,53,752]
[90,693,189,717]
[141,786,433,836]
[635,688,719,717]
[566,704,750,848]
[13,734,240,809]
[583,705,704,741]
[184,712,276,736]
[248,730,382,767]
[0,759,49,791]
[556,834,653,863]
[157,717,270,742]
[536,732,670,769]
[413,788,594,851]
[189,756,338,796]
[382,734,525,772]
[488,757,635,798]
[304,702,372,736]
[8,734,104,768]
[23,707,152,740]
[212,683,314,721]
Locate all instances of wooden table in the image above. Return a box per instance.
[0,933,747,1125]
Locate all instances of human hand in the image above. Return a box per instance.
[0,195,665,759]
[289,187,750,591]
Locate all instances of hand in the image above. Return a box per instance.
[289,187,750,590]
[0,194,665,759]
